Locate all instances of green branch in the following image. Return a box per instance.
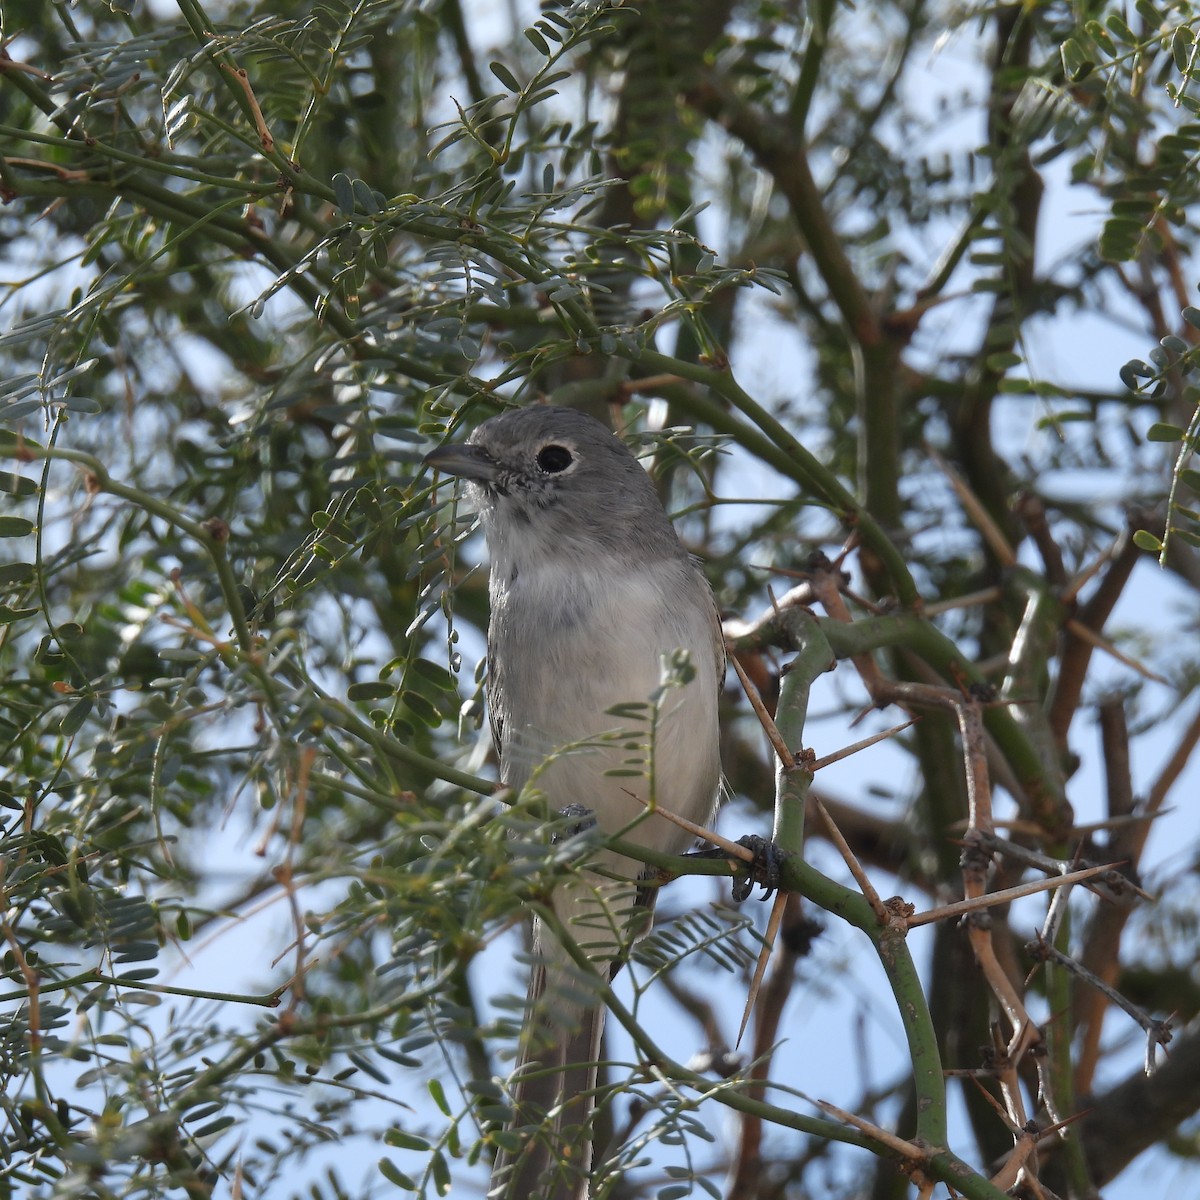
[0,968,283,1008]
[628,349,920,606]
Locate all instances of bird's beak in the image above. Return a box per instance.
[423,442,499,482]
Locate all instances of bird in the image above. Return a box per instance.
[424,404,724,1200]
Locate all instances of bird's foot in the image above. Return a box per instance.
[731,834,786,902]
[689,834,787,901]
[551,803,597,843]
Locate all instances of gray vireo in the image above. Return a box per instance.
[426,405,724,1200]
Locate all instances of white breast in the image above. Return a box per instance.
[491,559,721,860]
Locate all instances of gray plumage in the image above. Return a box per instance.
[425,405,723,1200]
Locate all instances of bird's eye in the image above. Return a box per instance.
[536,444,574,473]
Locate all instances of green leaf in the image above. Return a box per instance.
[1120,360,1155,389]
[0,471,38,497]
[1031,381,1068,399]
[524,26,550,55]
[1135,0,1163,29]
[117,968,158,982]
[1147,422,1184,442]
[0,562,34,585]
[347,681,396,701]
[1085,19,1118,56]
[1110,199,1155,219]
[377,1046,421,1067]
[62,396,102,413]
[1179,469,1200,493]
[191,1115,236,1140]
[985,351,1022,372]
[0,429,44,452]
[1060,38,1094,82]
[0,604,38,625]
[351,177,380,214]
[1132,529,1164,553]
[60,696,93,736]
[431,1150,452,1195]
[1172,528,1200,548]
[1172,25,1196,72]
[332,172,355,214]
[347,1051,389,1083]
[401,690,442,727]
[1104,215,1151,238]
[1105,14,1136,43]
[996,377,1032,394]
[427,1077,451,1116]
[1169,84,1200,114]
[489,60,520,92]
[409,658,457,689]
[378,1159,416,1189]
[384,1129,430,1152]
[0,517,35,537]
[1037,411,1092,427]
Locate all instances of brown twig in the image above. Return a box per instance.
[907,863,1122,928]
[715,583,820,648]
[4,158,90,182]
[807,562,888,695]
[0,49,53,80]
[1075,699,1138,1092]
[927,444,1016,567]
[810,719,916,771]
[1049,520,1141,744]
[1065,703,1200,1088]
[221,64,275,152]
[282,745,314,1008]
[921,585,1003,616]
[0,904,40,1046]
[619,373,684,396]
[1014,492,1067,588]
[730,653,794,768]
[1063,617,1168,685]
[1059,543,1111,605]
[975,832,1151,903]
[639,797,755,863]
[989,1124,1040,1192]
[1141,701,1200,853]
[955,698,1043,1134]
[815,1098,927,1159]
[1026,934,1173,1073]
[813,798,886,921]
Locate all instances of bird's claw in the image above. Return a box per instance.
[731,834,785,902]
[552,803,597,843]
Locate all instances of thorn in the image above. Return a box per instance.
[736,890,788,1049]
[730,654,795,769]
[810,719,918,771]
[1064,617,1168,684]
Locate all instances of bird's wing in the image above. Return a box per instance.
[486,636,506,767]
[695,557,727,694]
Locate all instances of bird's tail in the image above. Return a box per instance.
[488,957,607,1200]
